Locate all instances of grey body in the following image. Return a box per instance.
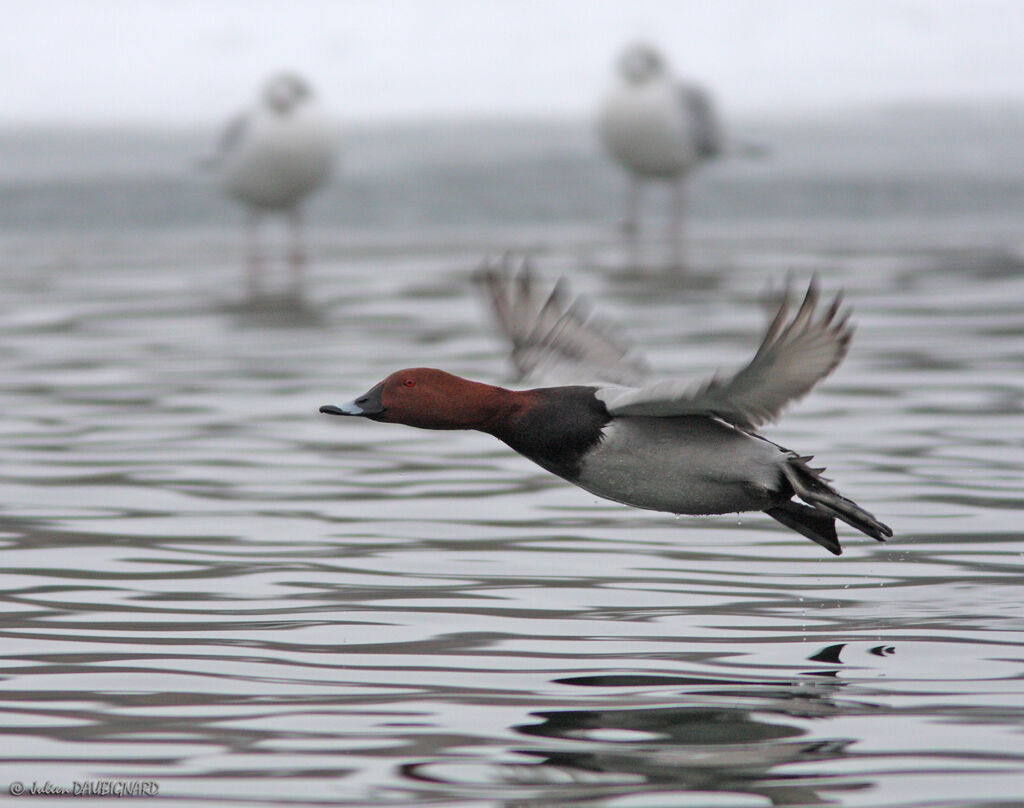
[576,415,786,515]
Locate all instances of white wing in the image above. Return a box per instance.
[475,258,651,387]
[596,279,852,430]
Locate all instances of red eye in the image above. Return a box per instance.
[403,378,415,388]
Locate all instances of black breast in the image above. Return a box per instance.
[487,386,610,480]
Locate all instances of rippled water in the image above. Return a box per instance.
[1,114,1023,807]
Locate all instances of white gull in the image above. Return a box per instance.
[213,72,335,296]
[597,43,722,271]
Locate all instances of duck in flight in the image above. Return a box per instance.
[321,264,891,555]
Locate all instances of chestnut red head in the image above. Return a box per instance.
[320,368,509,431]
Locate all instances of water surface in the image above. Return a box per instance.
[0,112,1022,806]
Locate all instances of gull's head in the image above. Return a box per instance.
[262,72,313,114]
[617,43,666,84]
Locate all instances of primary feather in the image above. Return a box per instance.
[475,258,651,387]
[596,277,852,429]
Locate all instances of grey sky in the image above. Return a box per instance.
[4,0,1022,126]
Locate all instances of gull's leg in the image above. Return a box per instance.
[668,177,687,273]
[246,208,264,297]
[624,176,641,271]
[288,206,307,295]
[623,175,640,236]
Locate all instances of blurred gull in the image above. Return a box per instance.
[211,72,335,296]
[598,43,722,271]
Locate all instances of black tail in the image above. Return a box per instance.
[766,501,842,555]
[777,456,893,549]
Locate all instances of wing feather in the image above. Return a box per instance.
[596,277,853,429]
[678,84,722,159]
[475,258,651,387]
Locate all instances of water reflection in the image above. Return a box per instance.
[407,685,866,806]
[220,290,329,328]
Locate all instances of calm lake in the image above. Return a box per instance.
[0,108,1022,806]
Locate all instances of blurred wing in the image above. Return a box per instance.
[678,84,722,159]
[475,259,652,387]
[597,279,853,429]
[196,112,250,171]
[218,113,250,159]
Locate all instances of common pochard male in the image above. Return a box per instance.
[321,266,892,555]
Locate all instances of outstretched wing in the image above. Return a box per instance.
[596,278,853,430]
[475,258,652,387]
